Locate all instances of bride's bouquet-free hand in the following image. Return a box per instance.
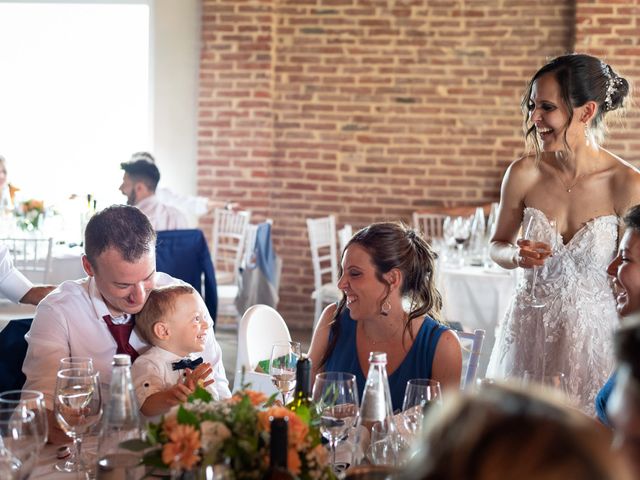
[123,386,336,480]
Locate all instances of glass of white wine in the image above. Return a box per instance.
[269,342,300,404]
[313,372,359,473]
[54,368,102,473]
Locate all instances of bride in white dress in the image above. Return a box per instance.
[486,53,640,415]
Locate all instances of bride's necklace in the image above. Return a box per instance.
[554,169,586,193]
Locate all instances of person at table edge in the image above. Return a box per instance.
[0,244,55,305]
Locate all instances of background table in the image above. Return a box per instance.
[437,264,518,378]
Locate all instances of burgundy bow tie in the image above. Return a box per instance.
[102,315,139,362]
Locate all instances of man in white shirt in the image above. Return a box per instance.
[0,245,55,305]
[119,158,188,231]
[22,205,230,444]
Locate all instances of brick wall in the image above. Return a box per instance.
[198,0,638,329]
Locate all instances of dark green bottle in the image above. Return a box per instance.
[285,356,314,426]
[262,417,295,480]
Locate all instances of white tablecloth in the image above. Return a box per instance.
[438,264,518,378]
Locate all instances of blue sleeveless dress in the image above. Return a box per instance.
[324,308,448,411]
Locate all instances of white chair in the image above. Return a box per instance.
[337,224,353,254]
[211,208,251,286]
[412,212,446,241]
[306,215,342,329]
[232,304,291,394]
[0,237,53,284]
[456,328,485,390]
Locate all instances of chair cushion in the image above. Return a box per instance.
[0,318,32,392]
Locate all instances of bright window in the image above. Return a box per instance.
[0,1,150,209]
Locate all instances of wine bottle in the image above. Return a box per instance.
[262,417,295,480]
[286,356,314,426]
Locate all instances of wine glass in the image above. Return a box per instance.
[313,372,359,473]
[0,408,38,480]
[401,379,442,436]
[59,356,94,371]
[452,216,471,266]
[54,368,102,473]
[523,215,556,308]
[0,391,48,452]
[269,342,300,404]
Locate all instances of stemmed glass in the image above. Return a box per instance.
[59,357,94,371]
[523,215,556,308]
[269,341,300,404]
[312,372,359,474]
[0,408,38,480]
[401,379,442,437]
[452,216,471,266]
[0,391,48,453]
[54,368,102,474]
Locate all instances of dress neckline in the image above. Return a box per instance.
[355,316,427,380]
[524,207,618,248]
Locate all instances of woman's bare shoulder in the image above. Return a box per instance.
[607,153,640,213]
[501,154,541,190]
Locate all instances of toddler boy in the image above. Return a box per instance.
[132,284,217,416]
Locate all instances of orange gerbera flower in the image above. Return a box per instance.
[232,389,267,406]
[161,424,201,470]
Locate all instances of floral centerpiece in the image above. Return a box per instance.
[125,387,335,480]
[16,198,45,231]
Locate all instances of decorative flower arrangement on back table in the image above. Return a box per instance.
[125,386,336,480]
[16,198,45,231]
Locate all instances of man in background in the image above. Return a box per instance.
[119,157,188,231]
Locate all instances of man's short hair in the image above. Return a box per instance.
[136,284,196,344]
[120,158,160,192]
[130,151,155,163]
[84,205,156,268]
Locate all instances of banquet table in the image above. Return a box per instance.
[437,263,519,378]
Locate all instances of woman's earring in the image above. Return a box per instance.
[380,298,391,316]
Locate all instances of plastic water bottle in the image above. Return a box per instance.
[355,352,398,466]
[96,354,144,480]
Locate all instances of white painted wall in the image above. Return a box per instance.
[150,0,200,199]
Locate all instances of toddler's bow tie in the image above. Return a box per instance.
[172,357,204,371]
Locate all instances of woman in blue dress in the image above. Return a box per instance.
[308,222,462,411]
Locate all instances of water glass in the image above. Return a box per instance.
[313,372,359,474]
[400,379,441,439]
[0,408,38,480]
[0,390,48,450]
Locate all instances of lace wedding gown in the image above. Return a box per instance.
[487,207,619,415]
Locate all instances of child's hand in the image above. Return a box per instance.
[184,362,214,391]
[164,382,195,405]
